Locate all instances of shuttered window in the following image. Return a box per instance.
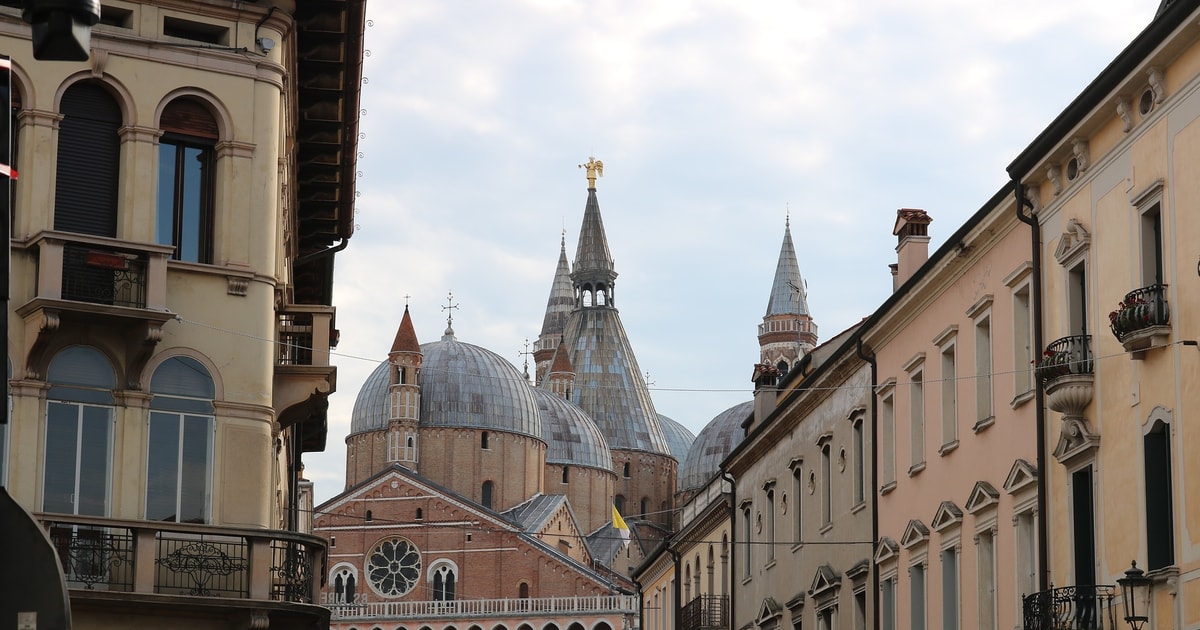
[55,82,121,237]
[156,97,216,263]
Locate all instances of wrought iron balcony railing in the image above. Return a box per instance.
[1036,335,1093,385]
[276,306,336,368]
[1109,284,1169,341]
[326,594,638,620]
[39,514,325,604]
[1023,585,1118,630]
[681,594,729,630]
[16,231,174,312]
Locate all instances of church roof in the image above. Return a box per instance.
[539,235,575,339]
[765,219,810,317]
[572,189,615,277]
[503,493,570,532]
[657,414,696,465]
[389,306,421,353]
[535,388,613,471]
[349,334,543,440]
[548,341,574,374]
[679,401,753,491]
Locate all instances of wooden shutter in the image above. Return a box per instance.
[54,82,121,236]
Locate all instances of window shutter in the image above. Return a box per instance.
[160,97,218,139]
[54,83,121,236]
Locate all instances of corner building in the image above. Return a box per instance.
[0,1,365,628]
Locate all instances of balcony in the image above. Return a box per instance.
[274,305,337,453]
[13,231,175,386]
[1109,284,1170,359]
[681,594,729,630]
[39,513,328,627]
[1037,335,1094,415]
[327,594,638,621]
[1023,585,1118,630]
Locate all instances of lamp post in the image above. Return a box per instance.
[1117,560,1152,630]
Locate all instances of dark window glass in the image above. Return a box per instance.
[1145,421,1174,570]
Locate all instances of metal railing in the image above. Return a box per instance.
[1036,335,1093,384]
[328,594,638,620]
[1110,283,1170,340]
[681,594,729,630]
[62,243,148,308]
[39,514,325,604]
[1023,585,1118,630]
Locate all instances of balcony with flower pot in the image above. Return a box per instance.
[1109,284,1170,359]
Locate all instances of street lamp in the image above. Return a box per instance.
[1117,560,1152,630]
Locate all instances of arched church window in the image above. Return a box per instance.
[622,462,630,478]
[482,481,493,509]
[332,565,358,603]
[431,562,457,601]
[518,582,530,598]
[415,507,423,520]
[561,466,569,484]
[776,360,789,375]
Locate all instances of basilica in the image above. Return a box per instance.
[312,164,812,630]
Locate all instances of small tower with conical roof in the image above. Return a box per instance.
[387,306,422,470]
[545,341,576,399]
[535,233,574,383]
[759,216,817,374]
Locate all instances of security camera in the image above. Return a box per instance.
[257,37,275,54]
[22,0,100,61]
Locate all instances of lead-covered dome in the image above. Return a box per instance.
[536,389,613,471]
[349,336,543,440]
[679,401,753,491]
[657,414,696,464]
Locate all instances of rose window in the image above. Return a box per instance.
[366,537,421,597]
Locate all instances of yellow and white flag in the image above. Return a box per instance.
[612,505,630,547]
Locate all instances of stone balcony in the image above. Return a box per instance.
[38,513,328,628]
[327,594,638,622]
[1038,335,1099,468]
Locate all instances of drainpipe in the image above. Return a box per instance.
[633,577,643,630]
[1013,180,1049,593]
[667,548,681,630]
[721,469,736,629]
[856,336,880,630]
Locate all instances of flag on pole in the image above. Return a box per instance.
[612,504,630,548]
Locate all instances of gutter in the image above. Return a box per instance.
[1013,181,1049,593]
[722,469,736,628]
[856,337,880,630]
[666,547,681,630]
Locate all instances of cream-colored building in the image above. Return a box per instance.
[862,203,1036,630]
[1007,1,1200,627]
[0,0,364,627]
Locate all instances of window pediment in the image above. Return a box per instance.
[874,537,899,564]
[900,519,929,548]
[931,501,963,532]
[1054,219,1091,267]
[965,481,1000,514]
[1004,458,1039,495]
[808,563,841,600]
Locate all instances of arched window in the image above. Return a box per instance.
[56,82,120,237]
[622,462,630,478]
[42,346,116,516]
[518,582,530,598]
[481,431,489,449]
[561,466,569,484]
[145,356,215,523]
[332,565,357,603]
[156,97,217,263]
[431,562,457,601]
[640,497,648,518]
[614,495,625,515]
[481,481,493,509]
[415,507,423,520]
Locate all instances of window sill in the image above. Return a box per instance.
[819,523,833,535]
[764,560,776,571]
[850,501,867,515]
[938,440,959,456]
[1011,389,1035,409]
[880,481,897,496]
[972,415,995,433]
[741,576,752,586]
[791,543,804,554]
[908,462,926,477]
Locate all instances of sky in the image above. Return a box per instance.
[306,0,1160,504]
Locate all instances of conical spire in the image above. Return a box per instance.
[573,188,617,277]
[390,306,421,354]
[765,217,810,317]
[535,233,577,383]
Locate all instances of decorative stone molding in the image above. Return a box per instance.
[1046,164,1063,195]
[1147,66,1165,104]
[874,537,899,564]
[1045,373,1094,417]
[1117,97,1133,132]
[1023,185,1042,213]
[227,276,249,296]
[1053,219,1091,267]
[965,481,1000,514]
[931,501,963,532]
[216,140,256,159]
[1053,416,1100,468]
[900,519,929,548]
[1072,138,1090,173]
[1003,459,1038,495]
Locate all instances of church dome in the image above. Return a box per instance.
[657,414,696,464]
[678,401,753,491]
[349,336,543,440]
[536,389,613,471]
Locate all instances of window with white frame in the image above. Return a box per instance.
[852,415,865,505]
[146,356,216,524]
[909,364,926,473]
[974,313,993,427]
[879,381,896,488]
[935,328,957,451]
[1014,508,1037,621]
[42,346,116,517]
[331,564,358,604]
[820,438,832,526]
[854,589,867,630]
[1010,279,1033,398]
[388,431,402,462]
[741,504,752,578]
[791,462,804,545]
[765,483,776,563]
[430,560,457,601]
[1144,412,1174,571]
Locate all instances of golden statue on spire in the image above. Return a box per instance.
[579,156,603,189]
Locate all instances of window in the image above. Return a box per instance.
[765,486,776,562]
[854,590,867,630]
[1012,284,1033,397]
[909,369,925,472]
[561,466,569,484]
[146,357,215,523]
[910,563,926,630]
[792,465,804,544]
[331,565,358,603]
[974,315,993,425]
[1015,509,1036,616]
[623,462,630,478]
[404,434,417,461]
[939,340,957,449]
[156,97,216,263]
[880,388,896,487]
[977,530,996,630]
[852,417,864,505]
[431,562,457,601]
[1144,418,1174,570]
[640,497,648,518]
[1071,466,1096,587]
[42,347,115,516]
[820,441,832,526]
[388,431,402,462]
[481,481,493,509]
[615,494,625,515]
[519,582,530,598]
[817,607,834,630]
[741,506,752,578]
[881,576,896,630]
[941,547,959,630]
[1140,202,1164,286]
[480,431,489,449]
[1068,262,1087,337]
[56,82,120,237]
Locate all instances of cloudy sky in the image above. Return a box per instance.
[306,0,1159,503]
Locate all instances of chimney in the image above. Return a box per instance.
[892,208,932,291]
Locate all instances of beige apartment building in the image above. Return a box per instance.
[0,0,364,627]
[1007,1,1200,627]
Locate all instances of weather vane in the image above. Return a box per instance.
[579,156,603,189]
[519,338,535,382]
[442,291,459,328]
